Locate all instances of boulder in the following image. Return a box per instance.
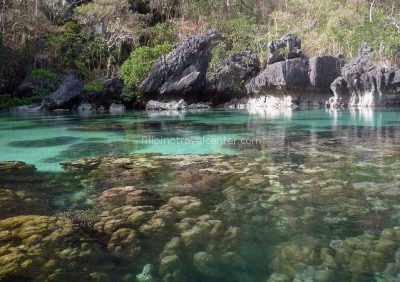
[267,34,303,65]
[207,51,260,100]
[109,102,125,113]
[146,99,187,111]
[41,76,83,110]
[309,56,343,88]
[141,30,222,103]
[77,103,94,112]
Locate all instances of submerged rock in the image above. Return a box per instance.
[136,264,157,282]
[0,215,75,277]
[94,186,161,211]
[0,161,36,174]
[0,189,47,219]
[141,30,222,103]
[41,76,83,110]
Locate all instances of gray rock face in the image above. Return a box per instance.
[309,56,343,88]
[208,51,260,99]
[85,77,123,109]
[267,34,303,65]
[328,44,400,107]
[247,55,343,96]
[146,99,188,111]
[248,57,310,91]
[141,30,222,103]
[359,42,373,56]
[41,76,83,110]
[109,103,125,113]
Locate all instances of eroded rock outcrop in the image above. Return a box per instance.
[329,44,400,107]
[246,34,343,106]
[267,34,303,65]
[141,29,222,103]
[207,51,260,102]
[41,76,83,110]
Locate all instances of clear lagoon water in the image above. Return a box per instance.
[0,108,394,171]
[1,108,400,281]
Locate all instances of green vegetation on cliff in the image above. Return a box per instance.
[0,0,399,102]
[119,43,172,102]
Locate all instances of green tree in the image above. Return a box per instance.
[119,43,172,102]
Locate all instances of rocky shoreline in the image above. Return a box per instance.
[7,31,400,112]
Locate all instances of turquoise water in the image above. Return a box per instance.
[2,108,400,281]
[0,108,396,171]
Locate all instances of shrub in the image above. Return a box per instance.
[207,15,269,77]
[119,43,172,102]
[26,69,58,100]
[145,22,178,46]
[0,94,37,109]
[29,69,57,84]
[46,21,118,79]
[84,80,104,95]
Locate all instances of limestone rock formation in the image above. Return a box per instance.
[141,30,222,103]
[309,56,343,88]
[329,43,400,107]
[41,76,83,110]
[207,51,260,102]
[146,99,187,111]
[267,34,303,65]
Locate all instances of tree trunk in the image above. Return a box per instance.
[369,0,376,23]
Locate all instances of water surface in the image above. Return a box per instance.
[1,108,400,282]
